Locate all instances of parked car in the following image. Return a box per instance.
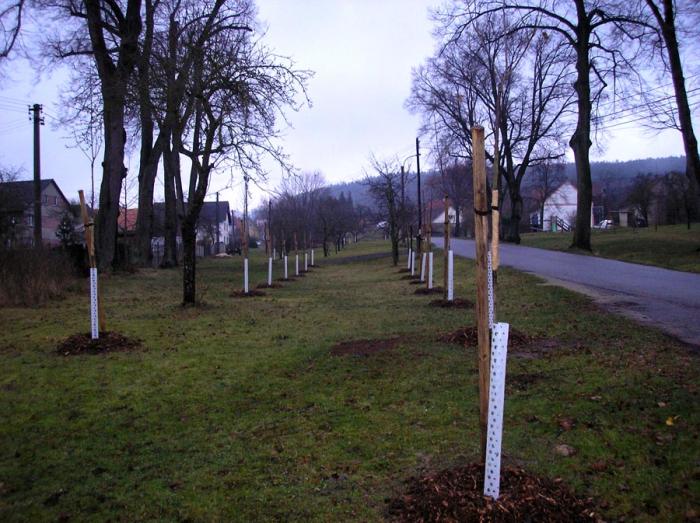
[594,219,614,229]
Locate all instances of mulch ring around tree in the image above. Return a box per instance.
[257,282,284,289]
[397,268,411,273]
[414,286,444,295]
[230,289,267,298]
[386,463,599,522]
[276,277,296,282]
[437,325,534,349]
[56,332,141,356]
[409,279,424,285]
[330,337,405,357]
[428,298,474,309]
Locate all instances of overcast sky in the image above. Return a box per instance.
[0,0,696,212]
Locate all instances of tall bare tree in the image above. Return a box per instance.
[365,156,402,265]
[444,0,650,250]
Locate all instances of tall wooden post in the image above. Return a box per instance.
[472,126,490,463]
[79,190,106,334]
[443,195,450,300]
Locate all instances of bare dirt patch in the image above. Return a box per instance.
[428,298,474,309]
[277,277,296,282]
[437,326,534,348]
[56,332,141,356]
[257,282,284,289]
[386,463,598,522]
[409,279,424,285]
[414,287,444,295]
[230,289,267,298]
[330,337,406,357]
[397,268,410,273]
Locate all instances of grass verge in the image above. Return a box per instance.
[520,223,700,273]
[0,240,697,521]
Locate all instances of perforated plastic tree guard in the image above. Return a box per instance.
[484,322,510,499]
[487,251,494,329]
[447,250,454,301]
[89,267,99,339]
[420,252,427,282]
[284,255,288,279]
[428,252,434,289]
[244,258,249,293]
[268,257,273,286]
[407,248,412,269]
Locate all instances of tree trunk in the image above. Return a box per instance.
[95,104,127,270]
[454,207,461,238]
[135,131,164,266]
[161,140,179,267]
[570,25,593,251]
[658,0,700,189]
[182,219,196,304]
[505,185,523,243]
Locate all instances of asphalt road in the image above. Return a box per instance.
[434,237,700,347]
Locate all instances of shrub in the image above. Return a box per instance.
[0,248,78,307]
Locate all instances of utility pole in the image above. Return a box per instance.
[415,137,422,253]
[29,104,44,248]
[215,191,220,254]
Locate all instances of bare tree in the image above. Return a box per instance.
[0,0,23,61]
[44,0,144,270]
[409,10,573,243]
[527,160,566,230]
[641,0,700,188]
[176,3,309,304]
[365,156,402,265]
[444,0,651,250]
[628,173,657,224]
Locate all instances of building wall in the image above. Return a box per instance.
[15,182,72,247]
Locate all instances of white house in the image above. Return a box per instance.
[530,182,593,232]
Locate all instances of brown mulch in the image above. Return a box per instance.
[409,280,424,285]
[277,277,296,282]
[230,289,267,298]
[386,463,598,522]
[56,332,141,356]
[256,282,283,289]
[397,268,411,273]
[437,326,534,348]
[428,298,474,309]
[309,264,321,268]
[330,337,403,357]
[414,287,444,295]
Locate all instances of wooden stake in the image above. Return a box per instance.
[443,195,450,300]
[79,190,106,334]
[472,126,490,463]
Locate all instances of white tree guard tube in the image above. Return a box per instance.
[447,250,454,301]
[89,267,99,339]
[487,250,494,329]
[420,252,426,282]
[410,250,415,276]
[407,248,412,269]
[304,253,308,272]
[244,258,249,294]
[284,255,288,280]
[428,252,434,289]
[295,254,299,276]
[311,249,315,266]
[268,257,273,286]
[484,322,510,500]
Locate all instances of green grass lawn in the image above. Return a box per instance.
[520,224,700,273]
[1,240,698,521]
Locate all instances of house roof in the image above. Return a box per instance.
[199,201,231,225]
[117,207,139,232]
[0,179,70,213]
